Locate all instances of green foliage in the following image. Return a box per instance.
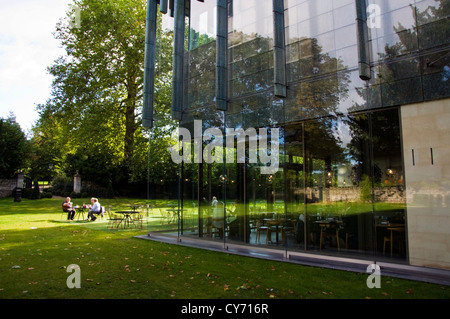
[0,115,30,178]
[106,181,115,199]
[41,191,53,199]
[360,174,372,203]
[33,0,175,192]
[51,175,74,197]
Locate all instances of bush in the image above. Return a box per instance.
[41,191,52,198]
[22,188,33,199]
[51,175,73,196]
[81,186,107,198]
[106,182,115,199]
[360,175,372,203]
[70,191,80,199]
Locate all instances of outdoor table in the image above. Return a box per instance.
[73,205,87,220]
[116,211,138,228]
[376,222,404,228]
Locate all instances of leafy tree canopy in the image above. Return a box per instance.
[0,114,29,179]
[34,0,177,188]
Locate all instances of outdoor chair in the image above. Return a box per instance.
[319,221,340,252]
[159,208,168,225]
[61,203,68,220]
[133,212,145,229]
[90,206,105,221]
[281,218,297,245]
[107,211,123,229]
[255,219,269,243]
[61,202,76,220]
[383,226,405,257]
[97,206,105,220]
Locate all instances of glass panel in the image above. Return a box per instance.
[303,115,372,254]
[284,123,306,250]
[189,0,217,50]
[181,161,198,235]
[371,109,406,259]
[298,109,406,259]
[245,126,286,247]
[228,0,273,106]
[225,161,249,243]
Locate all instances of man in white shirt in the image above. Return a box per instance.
[87,197,101,221]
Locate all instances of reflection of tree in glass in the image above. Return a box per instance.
[377,0,449,99]
[345,0,449,188]
[349,0,449,115]
[189,28,215,50]
[285,37,351,182]
[287,37,350,121]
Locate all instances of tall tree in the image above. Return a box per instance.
[36,0,175,185]
[0,114,29,179]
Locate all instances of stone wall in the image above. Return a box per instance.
[306,186,405,204]
[402,99,450,270]
[0,179,16,198]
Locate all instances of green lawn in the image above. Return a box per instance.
[0,197,449,300]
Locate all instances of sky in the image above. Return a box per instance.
[0,0,73,134]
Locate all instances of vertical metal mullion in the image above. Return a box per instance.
[216,0,228,111]
[356,0,371,80]
[142,0,158,129]
[172,0,186,121]
[160,0,168,14]
[273,0,287,98]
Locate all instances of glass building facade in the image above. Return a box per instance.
[146,0,450,268]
